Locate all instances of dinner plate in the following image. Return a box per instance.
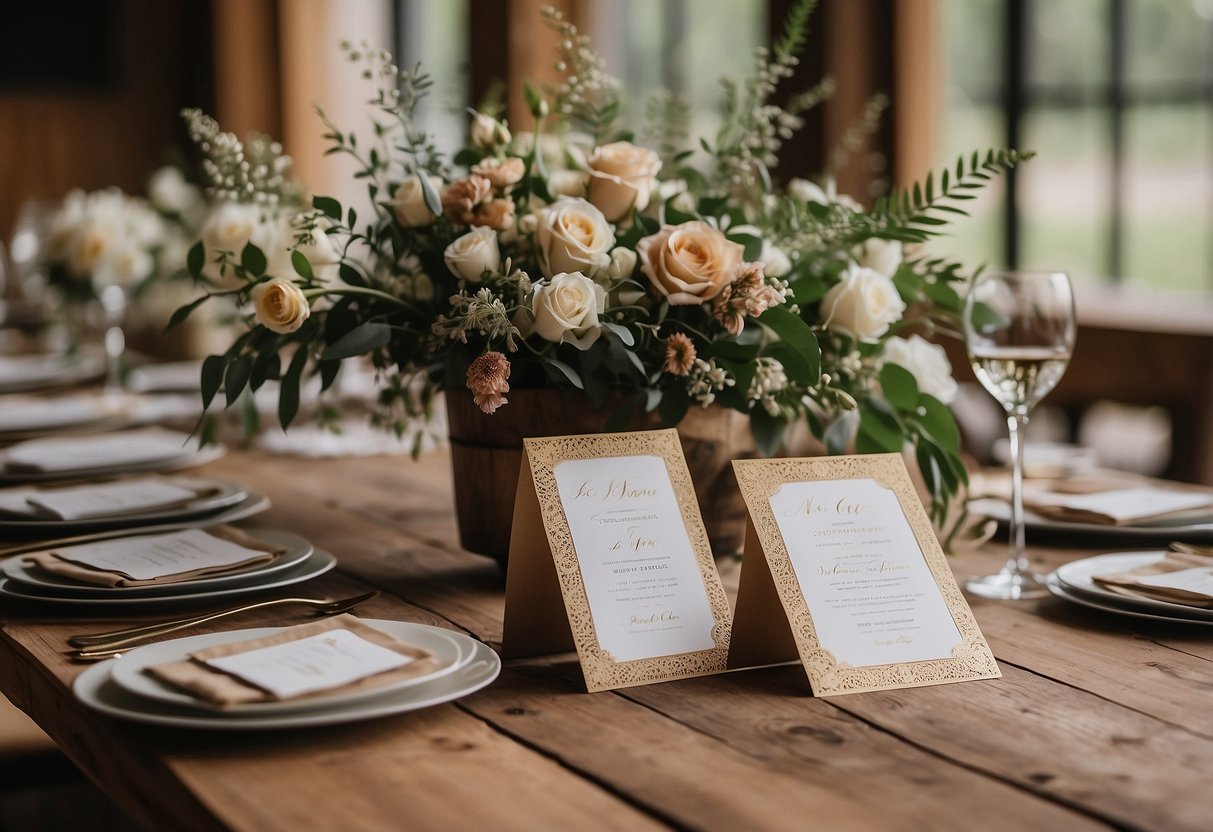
[110,620,476,714]
[73,638,500,730]
[0,394,120,438]
[0,440,226,485]
[0,477,249,535]
[0,549,336,607]
[126,362,202,394]
[1052,551,1213,622]
[1045,577,1213,628]
[968,498,1213,544]
[0,351,105,394]
[2,529,314,597]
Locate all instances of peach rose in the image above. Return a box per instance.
[586,141,662,222]
[471,156,525,190]
[637,220,744,305]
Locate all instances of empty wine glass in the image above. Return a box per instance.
[964,269,1076,600]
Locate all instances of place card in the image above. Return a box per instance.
[18,477,201,520]
[729,454,999,697]
[502,429,731,692]
[204,628,417,699]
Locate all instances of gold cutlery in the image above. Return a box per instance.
[67,591,378,658]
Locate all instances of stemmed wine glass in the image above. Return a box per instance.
[963,269,1076,600]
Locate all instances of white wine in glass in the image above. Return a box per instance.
[964,270,1075,600]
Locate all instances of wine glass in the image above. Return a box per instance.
[963,269,1076,600]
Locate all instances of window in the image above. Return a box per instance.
[939,0,1213,292]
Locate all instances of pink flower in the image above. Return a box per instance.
[466,351,511,414]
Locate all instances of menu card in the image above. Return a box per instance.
[729,454,999,696]
[502,429,731,692]
[0,477,201,520]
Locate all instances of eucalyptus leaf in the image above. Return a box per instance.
[603,322,635,347]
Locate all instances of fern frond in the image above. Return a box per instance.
[775,0,817,60]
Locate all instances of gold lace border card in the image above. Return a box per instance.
[502,429,732,692]
[728,453,1000,697]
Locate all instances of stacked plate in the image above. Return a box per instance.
[0,428,225,484]
[0,529,335,607]
[1046,552,1213,627]
[0,351,105,394]
[970,499,1213,545]
[73,619,501,729]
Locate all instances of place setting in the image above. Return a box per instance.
[0,523,336,608]
[1044,544,1213,627]
[0,350,106,395]
[70,612,500,730]
[0,426,225,485]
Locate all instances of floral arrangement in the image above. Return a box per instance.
[176,2,1028,523]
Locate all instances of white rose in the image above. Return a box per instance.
[881,334,958,404]
[392,175,442,228]
[787,177,862,212]
[821,263,907,342]
[470,112,511,150]
[534,198,614,278]
[202,202,261,254]
[760,240,792,278]
[586,141,662,222]
[148,166,203,218]
[67,218,117,277]
[854,237,903,279]
[547,169,589,199]
[529,271,606,350]
[294,223,341,282]
[600,246,638,283]
[444,226,500,283]
[95,242,153,287]
[250,278,311,334]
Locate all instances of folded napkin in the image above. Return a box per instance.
[22,526,285,587]
[0,476,213,520]
[0,395,113,433]
[1,427,196,473]
[145,614,442,708]
[0,354,73,385]
[1093,551,1213,608]
[1024,486,1213,526]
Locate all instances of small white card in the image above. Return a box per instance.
[4,428,192,473]
[552,454,718,662]
[1045,487,1213,524]
[1137,567,1213,599]
[22,477,198,520]
[53,529,267,580]
[204,629,414,699]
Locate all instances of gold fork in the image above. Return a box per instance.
[67,591,378,658]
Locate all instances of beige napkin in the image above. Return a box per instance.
[22,526,285,587]
[1093,551,1213,608]
[1,477,220,520]
[144,615,442,708]
[1024,486,1213,526]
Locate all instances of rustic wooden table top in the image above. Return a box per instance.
[2,448,1212,831]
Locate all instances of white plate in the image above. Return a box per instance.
[0,394,118,436]
[73,637,500,730]
[1052,551,1213,622]
[127,362,202,394]
[0,443,226,485]
[1045,577,1213,628]
[110,620,476,714]
[0,477,249,535]
[3,529,313,597]
[0,549,336,607]
[0,352,105,394]
[969,498,1213,544]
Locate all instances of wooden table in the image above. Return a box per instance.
[2,448,1212,831]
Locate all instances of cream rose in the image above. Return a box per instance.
[548,169,589,199]
[444,226,500,283]
[529,271,606,349]
[600,246,638,283]
[880,334,958,404]
[637,220,744,305]
[586,141,662,222]
[251,278,311,334]
[470,112,511,150]
[854,237,903,279]
[534,198,614,278]
[760,240,792,278]
[392,175,441,228]
[202,202,261,253]
[820,263,907,342]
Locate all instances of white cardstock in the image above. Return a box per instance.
[1137,567,1213,599]
[24,477,198,520]
[53,529,267,580]
[552,454,717,662]
[204,629,414,699]
[1053,487,1213,523]
[767,477,962,667]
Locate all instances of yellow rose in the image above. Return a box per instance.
[534,198,614,278]
[251,278,311,334]
[586,141,662,222]
[820,264,906,342]
[637,220,744,305]
[391,175,441,228]
[529,271,606,350]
